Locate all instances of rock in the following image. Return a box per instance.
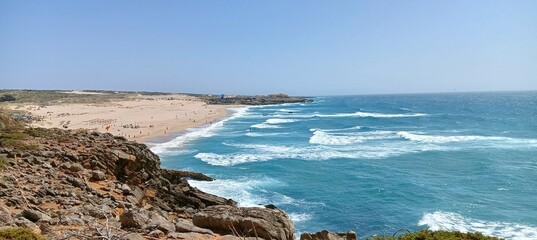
[14,217,41,235]
[59,162,71,170]
[145,212,175,234]
[300,230,357,240]
[69,163,84,172]
[38,222,54,235]
[91,170,106,181]
[21,209,52,222]
[64,152,79,161]
[65,176,86,188]
[175,218,214,234]
[161,169,214,182]
[121,184,132,194]
[220,235,260,240]
[123,233,145,240]
[193,205,295,240]
[113,150,136,161]
[120,210,147,229]
[167,232,216,239]
[0,206,14,225]
[148,229,165,238]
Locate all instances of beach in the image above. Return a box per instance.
[7,93,232,142]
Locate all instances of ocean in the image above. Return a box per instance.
[150,91,537,239]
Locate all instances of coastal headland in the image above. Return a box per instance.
[0,90,500,239]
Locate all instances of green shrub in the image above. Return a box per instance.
[0,94,16,102]
[0,227,47,240]
[0,155,7,169]
[367,230,501,240]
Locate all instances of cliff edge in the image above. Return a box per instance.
[0,113,294,239]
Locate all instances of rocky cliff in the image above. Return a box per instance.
[0,114,295,239]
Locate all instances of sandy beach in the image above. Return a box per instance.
[7,93,233,142]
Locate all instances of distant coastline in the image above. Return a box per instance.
[0,90,310,142]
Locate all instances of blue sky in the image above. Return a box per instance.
[1,1,536,95]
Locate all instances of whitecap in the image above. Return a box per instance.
[265,118,298,124]
[189,177,281,207]
[309,130,366,145]
[289,213,313,222]
[419,211,537,240]
[194,152,272,166]
[396,131,537,145]
[314,111,428,118]
[245,132,289,137]
[309,130,398,146]
[250,123,281,129]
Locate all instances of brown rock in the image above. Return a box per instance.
[175,218,214,234]
[120,210,147,229]
[193,205,294,240]
[21,209,52,222]
[123,233,145,240]
[300,230,357,240]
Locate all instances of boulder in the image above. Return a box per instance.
[193,205,294,240]
[120,210,147,229]
[14,217,41,235]
[21,209,52,222]
[91,170,106,181]
[167,232,216,239]
[145,213,175,234]
[175,218,214,234]
[0,206,14,225]
[123,233,145,240]
[300,230,357,240]
[148,229,165,238]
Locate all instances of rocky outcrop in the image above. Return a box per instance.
[193,205,295,240]
[300,230,357,240]
[0,123,295,239]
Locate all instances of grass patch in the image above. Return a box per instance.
[367,230,502,240]
[0,155,7,169]
[0,228,47,240]
[0,111,39,151]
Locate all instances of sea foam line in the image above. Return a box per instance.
[150,107,250,155]
[314,111,428,118]
[419,211,537,240]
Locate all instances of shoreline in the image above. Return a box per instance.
[142,107,244,146]
[4,94,237,143]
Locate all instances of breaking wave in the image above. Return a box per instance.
[151,107,250,155]
[314,111,428,118]
[419,211,537,240]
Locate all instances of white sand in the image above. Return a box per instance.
[8,94,232,142]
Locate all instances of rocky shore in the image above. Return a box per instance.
[0,114,296,239]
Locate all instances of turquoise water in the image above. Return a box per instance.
[151,91,537,239]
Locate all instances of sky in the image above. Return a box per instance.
[1,1,536,96]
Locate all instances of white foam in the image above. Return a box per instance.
[151,107,250,155]
[194,152,272,166]
[200,141,438,166]
[245,132,289,137]
[396,131,534,144]
[310,126,362,132]
[309,130,398,146]
[189,177,280,207]
[278,109,300,112]
[265,118,298,124]
[309,130,366,145]
[288,213,313,222]
[314,111,428,118]
[250,123,281,129]
[419,211,537,240]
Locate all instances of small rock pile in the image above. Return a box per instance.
[0,127,294,239]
